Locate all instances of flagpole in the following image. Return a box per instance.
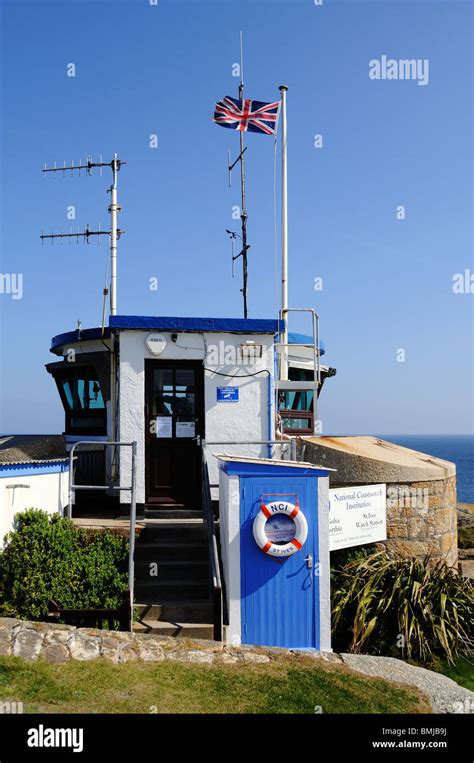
[239,31,248,319]
[279,84,289,380]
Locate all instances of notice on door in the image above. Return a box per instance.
[328,484,387,551]
[176,421,195,438]
[154,416,172,438]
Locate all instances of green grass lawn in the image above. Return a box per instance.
[435,656,474,692]
[0,655,430,714]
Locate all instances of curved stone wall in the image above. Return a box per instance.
[384,476,457,566]
[299,436,458,566]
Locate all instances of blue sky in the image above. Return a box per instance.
[0,0,472,435]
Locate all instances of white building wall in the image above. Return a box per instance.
[218,467,242,646]
[118,330,275,505]
[0,469,69,548]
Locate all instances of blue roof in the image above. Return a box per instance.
[109,315,284,334]
[219,458,331,477]
[51,327,111,353]
[288,332,325,357]
[50,320,326,356]
[50,316,284,353]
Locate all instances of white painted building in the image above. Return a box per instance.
[0,436,69,547]
[47,314,335,515]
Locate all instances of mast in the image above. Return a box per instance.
[109,154,120,316]
[239,32,249,318]
[279,85,289,379]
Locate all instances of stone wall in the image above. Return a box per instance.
[0,618,280,665]
[383,476,457,567]
[299,436,458,566]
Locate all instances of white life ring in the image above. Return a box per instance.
[253,500,308,558]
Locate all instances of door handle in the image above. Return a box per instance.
[304,554,313,569]
[193,435,202,446]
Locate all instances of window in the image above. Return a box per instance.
[151,366,197,438]
[59,372,105,411]
[48,362,108,435]
[278,367,315,435]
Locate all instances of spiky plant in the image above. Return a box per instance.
[331,551,473,664]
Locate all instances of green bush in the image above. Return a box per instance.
[331,551,473,664]
[0,509,129,620]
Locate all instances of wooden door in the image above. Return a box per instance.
[145,360,204,507]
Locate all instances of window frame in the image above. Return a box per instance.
[47,356,109,436]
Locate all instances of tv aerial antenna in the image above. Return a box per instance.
[40,153,126,316]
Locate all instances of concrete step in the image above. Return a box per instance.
[139,522,208,543]
[134,542,209,563]
[134,599,214,623]
[134,580,209,601]
[144,508,203,520]
[133,620,215,639]
[134,559,209,582]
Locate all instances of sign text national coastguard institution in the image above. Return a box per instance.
[328,484,387,551]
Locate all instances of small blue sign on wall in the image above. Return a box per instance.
[217,386,239,402]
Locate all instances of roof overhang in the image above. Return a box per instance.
[109,315,284,334]
[51,316,286,354]
[50,327,111,354]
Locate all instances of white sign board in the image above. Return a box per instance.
[329,484,387,551]
[155,416,172,438]
[176,421,195,438]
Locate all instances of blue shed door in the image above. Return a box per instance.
[240,476,319,649]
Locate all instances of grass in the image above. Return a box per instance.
[432,655,474,692]
[0,655,430,714]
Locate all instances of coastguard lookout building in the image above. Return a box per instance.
[46,312,335,647]
[47,314,334,514]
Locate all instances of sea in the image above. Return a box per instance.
[377,435,474,504]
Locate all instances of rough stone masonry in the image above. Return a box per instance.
[0,618,472,714]
[300,436,458,566]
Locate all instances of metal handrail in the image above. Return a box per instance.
[68,440,137,631]
[276,307,321,386]
[201,448,223,641]
[275,307,321,432]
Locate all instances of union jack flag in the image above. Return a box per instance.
[213,96,281,136]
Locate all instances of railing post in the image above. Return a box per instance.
[128,440,138,632]
[68,443,76,520]
[290,437,297,462]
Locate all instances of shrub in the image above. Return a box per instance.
[330,543,376,583]
[0,509,129,620]
[331,551,473,664]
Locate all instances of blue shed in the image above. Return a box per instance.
[218,456,333,651]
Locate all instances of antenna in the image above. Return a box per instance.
[226,229,250,286]
[40,154,126,316]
